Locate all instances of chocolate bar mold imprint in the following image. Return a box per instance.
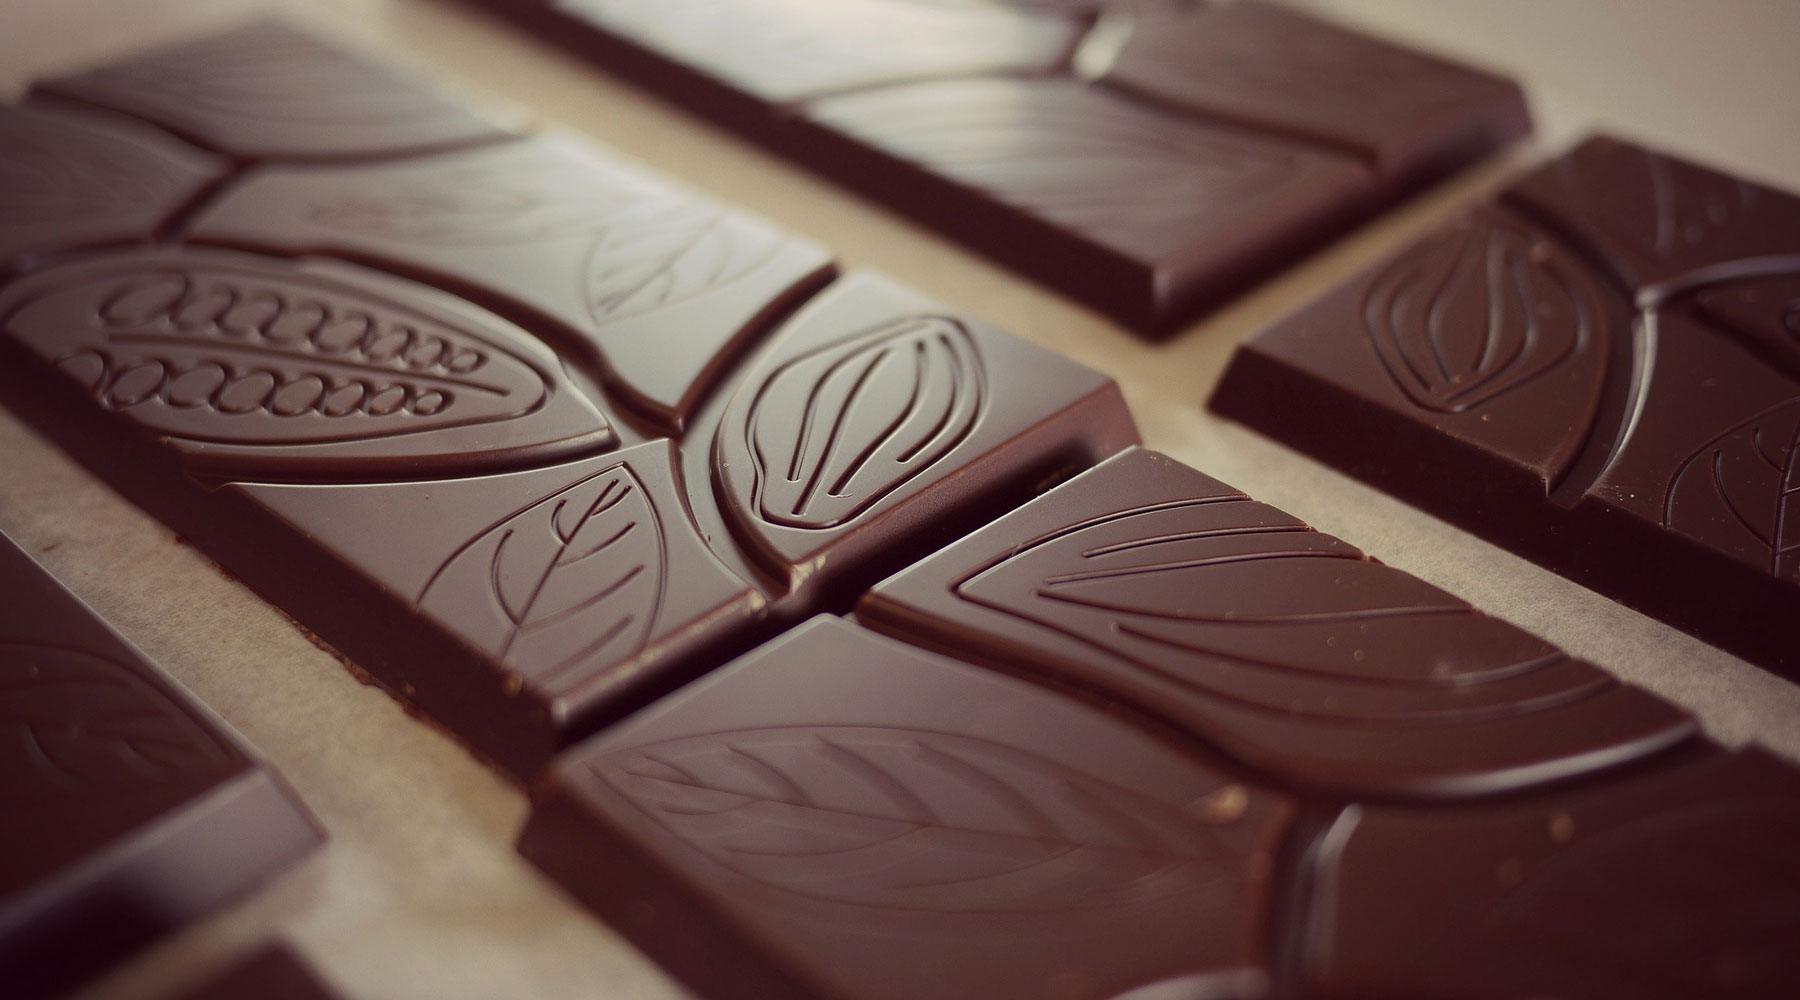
[0,245,618,479]
[460,0,1530,333]
[1210,136,1800,673]
[184,132,838,430]
[0,534,322,1000]
[861,448,1696,800]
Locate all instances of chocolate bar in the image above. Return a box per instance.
[455,0,1529,332]
[0,534,322,1000]
[1210,136,1800,676]
[0,23,1136,777]
[522,454,1799,998]
[861,448,1693,799]
[34,21,517,161]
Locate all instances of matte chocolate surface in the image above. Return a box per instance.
[0,533,321,1000]
[34,21,516,161]
[0,103,224,274]
[522,616,1291,1000]
[0,24,1137,777]
[862,448,1694,799]
[1210,136,1800,675]
[457,0,1529,332]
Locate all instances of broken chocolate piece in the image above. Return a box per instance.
[0,534,322,1000]
[861,448,1694,799]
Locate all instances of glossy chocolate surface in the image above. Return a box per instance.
[0,25,1138,777]
[457,0,1529,332]
[0,534,321,1000]
[35,20,515,161]
[862,448,1694,799]
[1308,749,1800,999]
[522,616,1291,1000]
[1211,136,1800,675]
[0,103,223,274]
[185,132,835,429]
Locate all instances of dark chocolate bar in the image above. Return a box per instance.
[526,453,1800,1000]
[0,534,322,1000]
[0,24,1137,777]
[1210,136,1800,676]
[860,448,1693,799]
[454,0,1530,332]
[34,21,517,162]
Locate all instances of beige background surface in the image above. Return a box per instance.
[2,2,1798,998]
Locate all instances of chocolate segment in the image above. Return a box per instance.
[234,442,767,776]
[711,273,1137,593]
[0,104,223,273]
[862,448,1694,799]
[1210,137,1800,675]
[185,132,836,429]
[1306,749,1800,999]
[34,20,515,161]
[799,77,1372,330]
[522,616,1291,1000]
[552,0,1080,105]
[0,534,321,1000]
[1100,2,1530,181]
[456,0,1529,332]
[0,246,616,480]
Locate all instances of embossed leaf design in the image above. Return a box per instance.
[583,203,785,324]
[741,316,984,529]
[420,464,664,689]
[0,643,235,801]
[1,254,583,466]
[1664,398,1800,581]
[1364,214,1604,413]
[598,726,1234,913]
[957,498,1577,723]
[1690,273,1800,379]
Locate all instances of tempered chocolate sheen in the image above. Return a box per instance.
[522,617,1290,1000]
[1211,136,1800,675]
[456,0,1530,333]
[0,535,321,1000]
[861,448,1695,799]
[34,20,515,161]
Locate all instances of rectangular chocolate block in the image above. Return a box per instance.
[1210,135,1800,677]
[525,454,1799,1000]
[0,24,1137,779]
[455,0,1530,333]
[0,533,322,1000]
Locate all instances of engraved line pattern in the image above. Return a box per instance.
[1663,397,1800,580]
[418,464,666,690]
[1362,214,1605,414]
[1,641,235,801]
[737,315,985,531]
[595,725,1252,914]
[955,498,1610,728]
[0,113,194,225]
[2,256,572,453]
